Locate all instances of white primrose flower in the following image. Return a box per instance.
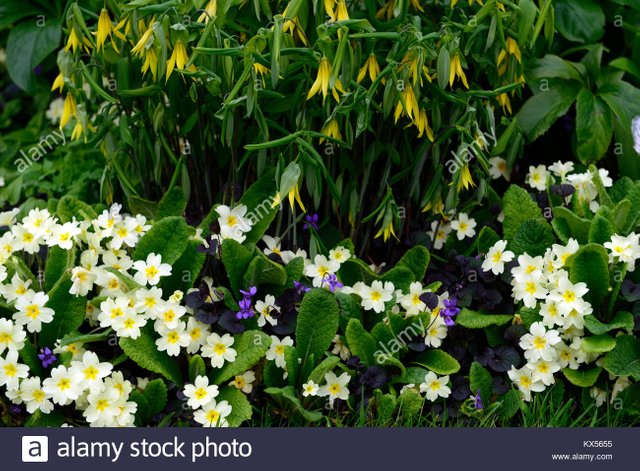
[398,282,428,316]
[155,321,190,357]
[508,366,545,401]
[133,253,172,286]
[201,332,237,368]
[84,384,121,426]
[488,157,510,180]
[548,161,574,181]
[0,318,26,354]
[511,254,545,282]
[360,280,395,313]
[53,341,86,362]
[1,274,32,303]
[604,234,640,270]
[14,291,55,333]
[539,300,563,329]
[419,371,451,402]
[47,222,81,250]
[424,315,448,348]
[262,235,282,257]
[94,206,123,237]
[450,213,476,240]
[590,387,607,407]
[331,335,351,361]
[482,240,515,275]
[217,205,252,243]
[70,351,113,392]
[302,380,319,397]
[229,371,255,394]
[22,208,55,239]
[0,350,29,390]
[511,272,548,308]
[20,377,54,414]
[427,220,451,250]
[109,219,140,250]
[112,310,147,339]
[11,224,42,254]
[155,302,187,329]
[266,335,294,369]
[103,371,133,400]
[329,246,351,264]
[519,322,562,362]
[98,296,135,328]
[551,238,580,267]
[255,295,280,328]
[548,275,589,316]
[318,371,351,407]
[94,269,126,297]
[185,317,210,354]
[303,254,340,288]
[194,399,232,427]
[0,208,20,227]
[102,250,134,272]
[526,359,561,386]
[184,375,219,409]
[527,164,548,191]
[134,287,165,318]
[69,267,97,296]
[42,365,83,405]
[131,214,151,235]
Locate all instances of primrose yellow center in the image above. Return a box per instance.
[190,328,201,340]
[117,227,128,238]
[234,377,246,388]
[370,291,382,302]
[429,381,440,391]
[525,282,537,295]
[214,343,226,355]
[164,310,176,323]
[459,222,468,231]
[33,390,45,402]
[328,384,341,395]
[532,336,547,350]
[23,233,34,243]
[227,215,237,227]
[84,366,99,380]
[562,290,575,303]
[525,265,537,274]
[167,332,180,344]
[60,233,70,241]
[206,410,220,424]
[95,399,109,412]
[108,279,120,290]
[57,378,71,390]
[76,271,87,282]
[26,305,40,319]
[492,252,503,263]
[195,388,208,400]
[520,376,532,388]
[412,294,421,305]
[124,319,135,329]
[275,346,285,356]
[537,363,549,373]
[318,266,330,277]
[16,285,27,295]
[145,266,159,279]
[110,307,123,318]
[0,333,12,343]
[4,364,17,377]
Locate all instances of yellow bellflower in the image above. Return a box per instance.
[457,164,476,192]
[497,92,512,114]
[306,57,344,102]
[414,109,435,142]
[166,40,191,81]
[357,53,381,84]
[96,8,118,53]
[60,94,77,129]
[449,53,469,89]
[51,73,65,93]
[197,0,218,23]
[375,220,399,242]
[376,0,396,21]
[451,0,484,7]
[410,0,424,12]
[288,184,306,213]
[394,85,419,123]
[320,118,342,143]
[421,197,444,215]
[282,7,309,46]
[131,17,155,56]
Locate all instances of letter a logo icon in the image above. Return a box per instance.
[22,436,49,462]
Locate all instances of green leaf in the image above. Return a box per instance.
[295,289,340,369]
[143,379,168,417]
[242,252,287,287]
[395,246,430,281]
[284,257,305,286]
[217,386,253,426]
[0,1,40,30]
[120,325,183,386]
[56,195,97,223]
[212,330,271,384]
[6,19,61,93]
[397,366,430,385]
[603,335,640,380]
[221,239,255,295]
[411,350,460,375]
[156,187,187,219]
[502,185,542,240]
[398,388,424,419]
[128,196,158,220]
[133,216,190,265]
[456,308,513,329]
[345,318,377,367]
[162,240,206,293]
[582,334,616,354]
[528,55,584,82]
[516,80,581,141]
[239,169,278,244]
[19,341,44,377]
[476,226,501,253]
[44,246,75,292]
[337,258,378,286]
[575,90,613,164]
[375,391,397,424]
[567,244,610,309]
[551,206,591,244]
[189,355,206,382]
[588,215,614,245]
[264,386,324,422]
[308,355,340,384]
[380,266,415,293]
[562,367,602,387]
[39,274,87,347]
[470,361,492,407]
[129,390,151,425]
[25,409,66,427]
[584,312,634,335]
[518,307,543,330]
[511,218,556,257]
[498,389,521,421]
[555,0,605,43]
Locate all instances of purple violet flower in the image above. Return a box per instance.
[474,390,483,410]
[236,297,254,320]
[239,286,257,298]
[293,281,311,295]
[440,298,460,327]
[323,273,343,292]
[37,347,57,368]
[303,213,319,231]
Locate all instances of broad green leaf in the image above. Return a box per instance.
[380,265,415,293]
[411,350,460,375]
[19,341,44,377]
[345,318,377,367]
[476,226,501,253]
[221,239,255,295]
[588,215,614,245]
[528,55,584,82]
[264,386,324,422]
[217,386,253,426]
[44,246,76,292]
[189,355,206,382]
[584,312,634,335]
[56,195,97,223]
[120,325,183,386]
[212,330,271,384]
[397,366,430,385]
[162,240,206,293]
[498,389,521,421]
[511,218,555,257]
[395,246,430,281]
[239,169,278,244]
[576,89,613,164]
[562,367,602,387]
[133,216,190,265]
[567,244,610,309]
[551,206,591,244]
[6,19,61,92]
[555,0,605,43]
[156,187,187,219]
[129,390,151,425]
[25,409,66,427]
[470,362,492,407]
[398,388,424,418]
[296,289,340,369]
[337,258,378,286]
[375,392,397,424]
[603,335,640,380]
[582,334,616,353]
[308,355,341,384]
[502,185,542,240]
[40,274,86,347]
[242,252,287,287]
[456,308,513,329]
[0,1,40,30]
[144,379,168,417]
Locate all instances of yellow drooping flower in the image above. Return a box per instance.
[376,0,396,21]
[131,17,155,56]
[113,15,132,42]
[51,73,65,93]
[357,53,381,84]
[96,8,117,53]
[421,196,444,215]
[64,27,92,54]
[60,94,77,129]
[375,219,399,242]
[410,0,424,12]
[414,109,435,142]
[166,40,190,80]
[394,85,419,123]
[402,51,432,86]
[497,37,522,75]
[326,0,349,21]
[497,92,512,114]
[282,7,309,46]
[306,57,344,102]
[141,47,158,81]
[320,118,342,143]
[457,164,476,192]
[197,0,218,23]
[288,184,306,213]
[449,53,469,89]
[71,121,95,143]
[506,37,522,63]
